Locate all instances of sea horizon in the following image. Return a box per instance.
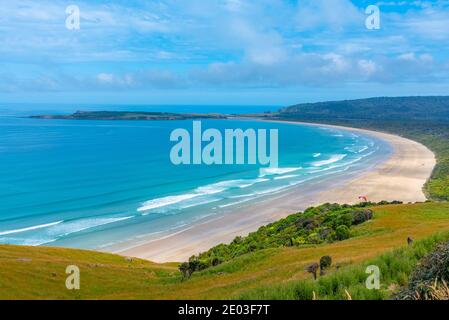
[0,103,282,117]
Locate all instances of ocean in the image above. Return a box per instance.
[0,113,391,250]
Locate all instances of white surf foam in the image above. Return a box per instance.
[274,174,300,180]
[198,178,268,191]
[259,167,302,177]
[138,194,199,212]
[50,216,134,237]
[0,220,63,236]
[179,198,222,210]
[312,154,347,167]
[357,146,369,153]
[0,216,134,246]
[138,178,269,213]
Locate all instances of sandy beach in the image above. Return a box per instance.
[116,122,436,263]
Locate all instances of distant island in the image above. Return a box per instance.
[30,110,229,121]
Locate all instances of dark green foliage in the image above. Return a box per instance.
[335,225,350,241]
[351,210,374,225]
[320,256,333,271]
[274,97,449,201]
[395,241,449,300]
[281,96,449,121]
[179,203,388,277]
[178,262,191,280]
[31,110,227,121]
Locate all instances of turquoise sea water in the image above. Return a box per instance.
[0,116,391,250]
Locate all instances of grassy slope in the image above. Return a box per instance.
[1,202,449,299]
[239,232,449,300]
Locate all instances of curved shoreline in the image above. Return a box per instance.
[268,120,436,203]
[115,121,436,263]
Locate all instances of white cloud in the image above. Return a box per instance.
[295,0,364,32]
[0,0,448,94]
[358,59,377,77]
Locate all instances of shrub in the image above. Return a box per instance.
[320,256,332,271]
[351,209,374,225]
[179,202,401,277]
[238,233,449,300]
[396,241,449,300]
[335,225,350,241]
[179,262,191,280]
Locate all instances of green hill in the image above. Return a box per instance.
[280,96,449,121]
[276,97,449,201]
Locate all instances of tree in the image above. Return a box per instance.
[335,225,350,241]
[320,256,332,276]
[179,262,191,281]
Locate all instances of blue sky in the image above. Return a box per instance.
[0,0,449,106]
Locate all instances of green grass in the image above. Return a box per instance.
[238,233,449,300]
[0,245,179,300]
[1,202,449,299]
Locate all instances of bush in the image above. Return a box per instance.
[238,233,449,300]
[320,256,332,271]
[335,225,350,241]
[351,210,373,225]
[396,241,449,300]
[179,202,399,277]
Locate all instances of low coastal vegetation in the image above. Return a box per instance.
[238,233,449,300]
[30,110,228,121]
[277,96,449,201]
[279,96,449,122]
[395,240,449,300]
[179,202,401,279]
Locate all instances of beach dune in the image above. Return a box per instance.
[115,122,436,263]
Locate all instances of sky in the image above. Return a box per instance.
[0,0,449,107]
